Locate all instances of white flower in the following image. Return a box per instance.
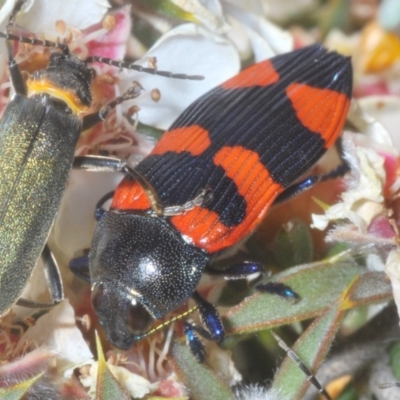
[118,22,240,130]
[311,131,387,233]
[20,301,94,376]
[311,98,399,236]
[173,0,294,60]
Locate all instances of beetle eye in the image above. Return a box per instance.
[91,282,105,312]
[126,299,153,335]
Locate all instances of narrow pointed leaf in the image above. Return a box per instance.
[271,301,344,399]
[0,374,43,400]
[224,254,362,335]
[344,271,393,307]
[95,333,130,400]
[171,342,235,400]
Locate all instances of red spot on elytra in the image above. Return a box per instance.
[286,83,350,148]
[111,178,150,210]
[171,146,283,253]
[221,59,280,89]
[151,125,211,156]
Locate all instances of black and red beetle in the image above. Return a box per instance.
[72,44,352,359]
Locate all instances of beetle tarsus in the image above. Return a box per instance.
[256,282,300,302]
[206,261,264,279]
[274,160,350,205]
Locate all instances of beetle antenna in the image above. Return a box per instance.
[137,305,199,340]
[380,382,400,389]
[0,32,70,55]
[6,0,25,34]
[85,55,204,80]
[1,0,202,79]
[1,0,69,55]
[271,331,332,400]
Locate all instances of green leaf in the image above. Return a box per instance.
[337,384,358,400]
[271,300,344,399]
[223,253,362,336]
[171,342,235,400]
[274,219,313,268]
[344,271,393,308]
[95,333,130,400]
[224,254,393,339]
[389,342,400,381]
[0,374,43,400]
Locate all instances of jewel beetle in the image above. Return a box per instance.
[75,44,352,355]
[0,0,202,318]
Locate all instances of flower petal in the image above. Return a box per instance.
[385,248,400,320]
[51,170,123,260]
[311,132,387,232]
[224,3,293,61]
[20,300,93,375]
[356,96,400,152]
[118,23,240,130]
[81,361,158,399]
[85,6,132,61]
[0,0,19,81]
[171,0,230,33]
[17,0,110,36]
[0,0,19,26]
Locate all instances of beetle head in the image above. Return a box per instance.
[89,211,208,350]
[27,52,94,113]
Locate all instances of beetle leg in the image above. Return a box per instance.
[191,291,225,342]
[93,191,115,220]
[82,82,143,131]
[73,155,166,216]
[183,322,207,363]
[181,291,225,362]
[274,161,349,205]
[206,262,300,301]
[6,1,27,96]
[16,245,64,309]
[4,1,66,96]
[205,261,264,279]
[256,281,300,301]
[6,0,25,34]
[73,155,125,172]
[69,254,91,282]
[74,156,213,218]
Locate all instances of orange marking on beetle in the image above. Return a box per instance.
[171,147,283,253]
[27,78,88,114]
[111,178,150,211]
[286,83,351,148]
[221,59,280,90]
[151,125,211,156]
